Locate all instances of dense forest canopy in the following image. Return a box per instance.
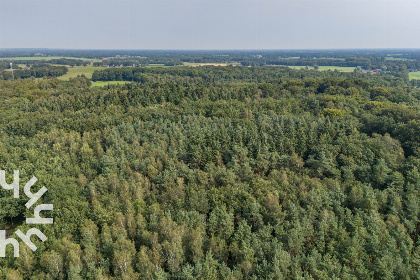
[0,50,419,279]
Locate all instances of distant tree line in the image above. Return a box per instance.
[0,66,68,80]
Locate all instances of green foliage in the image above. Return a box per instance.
[322,108,344,118]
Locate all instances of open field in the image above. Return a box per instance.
[409,72,420,80]
[0,56,101,62]
[316,66,355,72]
[91,81,129,87]
[144,64,169,67]
[57,66,103,80]
[183,62,240,67]
[278,65,356,72]
[317,58,346,61]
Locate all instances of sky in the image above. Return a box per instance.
[0,0,419,50]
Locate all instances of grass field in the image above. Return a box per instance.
[91,81,129,87]
[409,72,420,81]
[183,62,240,67]
[57,66,103,80]
[0,56,101,62]
[279,65,356,72]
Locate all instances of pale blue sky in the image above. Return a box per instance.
[0,0,419,49]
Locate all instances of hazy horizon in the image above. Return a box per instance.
[1,0,419,50]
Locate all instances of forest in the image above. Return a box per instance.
[0,52,420,279]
